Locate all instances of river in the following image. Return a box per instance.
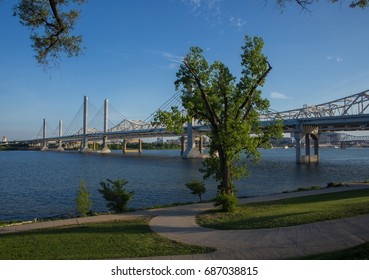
[0,148,368,221]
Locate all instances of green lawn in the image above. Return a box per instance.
[302,242,369,260]
[197,189,369,230]
[0,218,214,260]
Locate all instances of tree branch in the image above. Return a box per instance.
[218,80,228,134]
[239,59,272,121]
[182,60,221,130]
[49,0,65,31]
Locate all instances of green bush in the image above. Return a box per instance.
[185,180,206,202]
[214,191,238,212]
[76,179,93,221]
[98,179,134,213]
[327,182,347,188]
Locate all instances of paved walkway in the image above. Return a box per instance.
[148,184,369,259]
[1,184,369,259]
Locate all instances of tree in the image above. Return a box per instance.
[278,0,368,9]
[13,0,86,66]
[76,178,92,224]
[153,35,282,211]
[185,180,207,202]
[98,179,134,213]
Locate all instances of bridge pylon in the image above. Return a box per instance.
[57,120,64,151]
[80,96,90,153]
[41,118,48,151]
[101,99,111,153]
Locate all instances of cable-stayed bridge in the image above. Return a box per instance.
[4,89,369,163]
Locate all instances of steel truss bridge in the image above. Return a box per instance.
[3,89,369,162]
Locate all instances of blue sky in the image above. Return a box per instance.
[1,0,369,140]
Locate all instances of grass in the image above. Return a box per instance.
[302,242,369,260]
[197,189,369,230]
[0,217,214,260]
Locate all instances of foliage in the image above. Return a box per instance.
[76,179,92,222]
[214,191,238,212]
[153,35,282,211]
[296,186,321,191]
[326,182,347,188]
[197,188,369,230]
[152,106,188,134]
[0,219,214,259]
[277,0,368,9]
[13,0,86,66]
[98,179,134,213]
[185,180,207,202]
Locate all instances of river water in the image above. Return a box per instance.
[0,148,368,221]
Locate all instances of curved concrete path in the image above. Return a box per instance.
[148,184,369,259]
[1,184,369,260]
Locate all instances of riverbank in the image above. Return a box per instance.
[1,184,369,259]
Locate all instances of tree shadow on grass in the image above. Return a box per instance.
[198,211,312,230]
[264,189,369,206]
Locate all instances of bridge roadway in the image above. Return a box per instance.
[5,89,369,163]
[10,113,369,163]
[12,113,369,144]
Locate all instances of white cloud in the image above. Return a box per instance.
[229,16,246,29]
[326,55,343,63]
[180,0,223,25]
[161,52,183,63]
[270,92,289,100]
[180,0,247,31]
[100,47,131,60]
[167,63,179,70]
[180,0,222,15]
[158,51,183,70]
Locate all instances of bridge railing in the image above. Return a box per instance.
[261,89,369,121]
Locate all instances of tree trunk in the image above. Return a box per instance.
[219,149,233,195]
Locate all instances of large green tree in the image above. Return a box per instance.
[154,36,282,211]
[13,0,86,66]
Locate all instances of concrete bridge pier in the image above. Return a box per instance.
[181,119,206,159]
[295,125,319,164]
[122,139,142,154]
[180,135,185,156]
[101,136,111,153]
[57,140,64,151]
[199,135,204,153]
[122,139,127,153]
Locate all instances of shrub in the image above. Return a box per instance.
[76,179,93,223]
[214,191,238,212]
[327,182,347,188]
[98,179,134,213]
[185,180,206,202]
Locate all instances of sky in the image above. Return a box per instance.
[1,0,369,140]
